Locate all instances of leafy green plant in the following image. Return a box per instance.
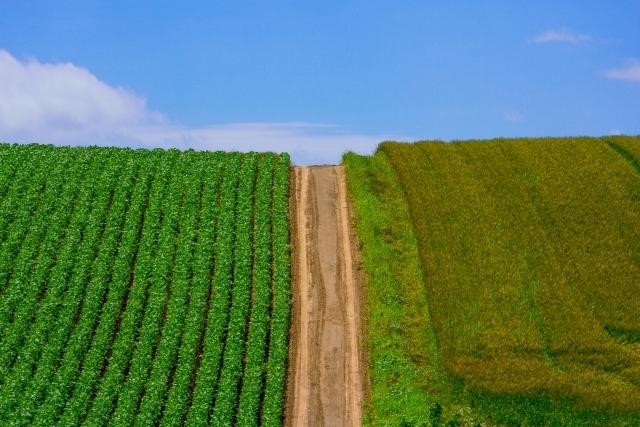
[159,152,225,427]
[109,151,190,426]
[185,153,242,426]
[210,153,258,426]
[0,143,291,426]
[261,153,292,426]
[33,153,139,426]
[236,154,275,426]
[83,150,174,425]
[7,150,125,424]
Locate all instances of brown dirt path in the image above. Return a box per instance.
[286,166,364,427]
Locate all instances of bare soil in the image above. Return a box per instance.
[285,166,364,427]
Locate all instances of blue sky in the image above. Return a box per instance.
[1,1,638,163]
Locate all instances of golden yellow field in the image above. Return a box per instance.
[381,137,640,411]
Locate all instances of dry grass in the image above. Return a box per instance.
[381,137,640,412]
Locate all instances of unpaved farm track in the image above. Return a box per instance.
[286,166,364,427]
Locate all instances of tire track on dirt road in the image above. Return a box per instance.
[286,166,364,427]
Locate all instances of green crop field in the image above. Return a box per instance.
[5,136,640,426]
[345,136,640,426]
[0,143,290,426]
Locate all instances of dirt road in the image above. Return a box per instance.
[286,166,364,427]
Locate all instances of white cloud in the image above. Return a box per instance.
[603,59,640,82]
[0,49,395,164]
[503,111,524,123]
[0,50,160,133]
[609,129,622,136]
[531,29,592,44]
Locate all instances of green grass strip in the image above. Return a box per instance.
[343,150,464,426]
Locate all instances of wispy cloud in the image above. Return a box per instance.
[503,111,524,123]
[603,59,640,82]
[531,28,592,44]
[0,49,395,164]
[113,122,390,165]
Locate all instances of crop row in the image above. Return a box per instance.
[159,152,226,427]
[0,150,98,383]
[85,150,179,426]
[0,144,291,426]
[33,151,142,426]
[185,153,242,426]
[2,151,126,424]
[262,153,292,426]
[209,153,258,426]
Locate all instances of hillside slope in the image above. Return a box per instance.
[346,136,640,425]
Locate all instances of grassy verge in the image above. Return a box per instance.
[343,146,640,426]
[343,151,485,426]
